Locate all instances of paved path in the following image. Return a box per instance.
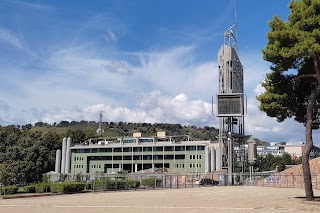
[1,186,320,213]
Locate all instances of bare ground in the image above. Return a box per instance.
[1,186,320,213]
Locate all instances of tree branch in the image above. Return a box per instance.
[292,74,317,90]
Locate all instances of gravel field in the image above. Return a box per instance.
[1,186,320,213]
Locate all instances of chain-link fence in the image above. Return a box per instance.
[47,172,320,192]
[71,173,216,192]
[240,173,320,189]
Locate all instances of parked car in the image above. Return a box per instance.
[199,178,219,186]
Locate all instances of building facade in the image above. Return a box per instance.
[67,132,219,174]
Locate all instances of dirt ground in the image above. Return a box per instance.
[1,186,320,213]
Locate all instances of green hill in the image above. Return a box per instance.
[28,121,219,141]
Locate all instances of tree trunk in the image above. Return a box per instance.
[303,57,320,201]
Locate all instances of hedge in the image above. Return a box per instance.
[141,177,162,187]
[0,185,19,195]
[35,183,50,193]
[51,182,85,193]
[23,185,36,193]
[92,178,140,191]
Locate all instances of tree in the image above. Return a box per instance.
[257,0,320,200]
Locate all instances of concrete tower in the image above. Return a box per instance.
[216,24,246,184]
[61,137,67,174]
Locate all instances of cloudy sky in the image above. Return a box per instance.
[0,0,319,145]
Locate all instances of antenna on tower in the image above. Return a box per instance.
[96,108,105,137]
[224,0,238,51]
[234,1,238,52]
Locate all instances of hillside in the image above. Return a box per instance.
[28,121,219,141]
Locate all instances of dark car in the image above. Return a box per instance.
[199,178,219,186]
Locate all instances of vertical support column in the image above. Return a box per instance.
[205,146,209,173]
[131,148,134,173]
[65,137,71,174]
[112,147,114,173]
[216,145,221,171]
[55,149,61,173]
[210,147,216,172]
[152,146,154,170]
[61,137,67,174]
[184,145,187,173]
[196,145,198,173]
[174,145,176,172]
[142,147,144,171]
[228,137,233,185]
[121,147,124,172]
[162,146,164,169]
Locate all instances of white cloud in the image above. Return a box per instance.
[38,92,215,127]
[0,28,37,57]
[254,83,265,96]
[131,46,217,100]
[0,28,23,49]
[103,60,133,75]
[0,41,319,145]
[5,0,50,10]
[104,30,117,42]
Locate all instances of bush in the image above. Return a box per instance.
[35,183,50,193]
[141,177,162,187]
[51,183,64,193]
[84,182,92,190]
[1,185,19,195]
[51,182,84,193]
[23,185,36,193]
[90,178,141,191]
[127,179,140,188]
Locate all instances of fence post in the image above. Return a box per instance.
[293,174,295,188]
[192,175,194,188]
[316,174,318,189]
[93,174,96,193]
[300,173,302,188]
[176,175,179,189]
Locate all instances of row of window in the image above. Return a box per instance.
[176,164,185,168]
[89,154,187,161]
[190,163,202,168]
[75,146,205,153]
[189,155,202,160]
[74,165,84,169]
[123,138,154,144]
[91,164,102,169]
[74,157,84,161]
[74,154,202,163]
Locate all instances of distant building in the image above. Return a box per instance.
[256,143,320,159]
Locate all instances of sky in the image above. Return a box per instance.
[0,0,319,145]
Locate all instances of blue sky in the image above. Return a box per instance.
[0,0,318,145]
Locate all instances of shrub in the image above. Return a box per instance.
[64,182,85,192]
[127,179,140,188]
[51,182,85,193]
[141,177,162,187]
[84,182,92,190]
[51,183,64,193]
[35,183,50,193]
[23,185,36,193]
[1,185,19,195]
